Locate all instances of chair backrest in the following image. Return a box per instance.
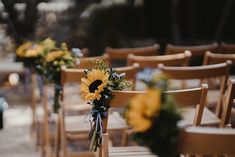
[75,54,111,69]
[60,67,84,101]
[219,42,235,54]
[203,51,235,65]
[127,51,191,68]
[166,84,208,126]
[100,87,208,157]
[104,44,160,66]
[158,61,231,117]
[103,84,208,132]
[179,127,235,156]
[165,43,218,57]
[165,43,219,66]
[220,79,235,127]
[60,64,140,101]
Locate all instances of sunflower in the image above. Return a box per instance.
[16,41,33,57]
[25,44,44,57]
[45,50,66,62]
[126,89,161,132]
[80,69,109,101]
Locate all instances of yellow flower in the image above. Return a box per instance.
[80,69,109,101]
[126,89,161,132]
[45,50,66,62]
[40,38,56,51]
[61,42,68,51]
[145,89,161,117]
[25,45,44,57]
[16,42,33,57]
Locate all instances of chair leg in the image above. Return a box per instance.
[59,108,68,157]
[54,114,61,157]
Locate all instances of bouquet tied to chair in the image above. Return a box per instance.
[80,60,132,151]
[36,41,80,113]
[126,75,182,157]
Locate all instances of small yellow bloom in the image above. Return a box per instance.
[61,43,68,51]
[40,38,56,51]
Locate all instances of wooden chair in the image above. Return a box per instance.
[127,51,191,68]
[219,42,235,54]
[57,64,140,157]
[101,127,235,157]
[98,88,224,157]
[178,126,235,156]
[165,84,208,126]
[158,61,231,120]
[203,51,235,65]
[220,79,235,127]
[75,54,111,69]
[203,50,235,77]
[121,84,209,146]
[165,43,218,65]
[104,44,160,66]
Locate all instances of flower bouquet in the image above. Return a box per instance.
[126,76,182,157]
[36,42,79,113]
[80,60,132,152]
[16,38,56,69]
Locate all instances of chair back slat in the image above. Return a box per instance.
[105,44,160,60]
[159,62,231,80]
[127,51,191,68]
[166,84,208,108]
[165,43,218,57]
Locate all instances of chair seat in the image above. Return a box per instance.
[180,107,221,126]
[65,112,128,133]
[109,146,155,157]
[63,103,92,112]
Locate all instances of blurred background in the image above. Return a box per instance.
[0,0,235,57]
[0,1,235,156]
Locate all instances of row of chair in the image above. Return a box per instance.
[78,49,235,70]
[101,42,235,65]
[34,47,235,157]
[55,74,235,157]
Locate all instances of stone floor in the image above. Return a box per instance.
[0,85,40,157]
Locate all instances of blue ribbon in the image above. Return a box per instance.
[88,109,108,145]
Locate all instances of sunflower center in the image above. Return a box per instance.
[89,80,103,93]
